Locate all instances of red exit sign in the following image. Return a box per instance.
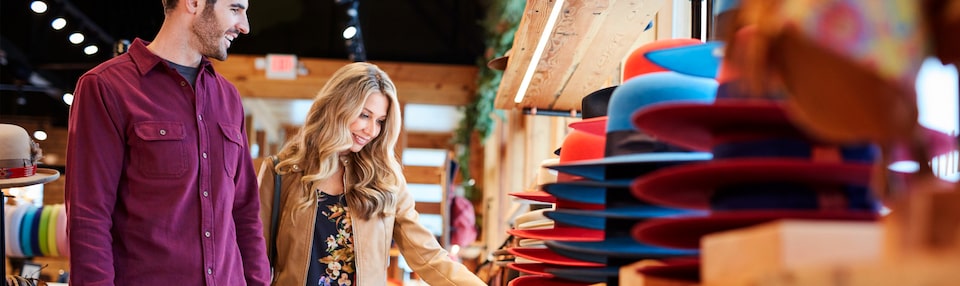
[266,54,298,80]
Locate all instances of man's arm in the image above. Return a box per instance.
[233,113,271,285]
[66,73,123,285]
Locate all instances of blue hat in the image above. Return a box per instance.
[544,207,700,230]
[545,237,699,265]
[547,72,717,181]
[644,41,724,79]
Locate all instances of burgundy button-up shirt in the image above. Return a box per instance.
[66,39,269,286]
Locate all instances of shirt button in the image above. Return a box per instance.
[204,231,211,238]
[202,152,208,159]
[180,81,187,87]
[198,114,203,121]
[203,191,209,197]
[207,268,212,275]
[159,129,167,136]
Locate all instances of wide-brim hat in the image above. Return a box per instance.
[547,152,711,182]
[631,100,803,152]
[544,206,701,230]
[507,247,605,267]
[545,237,699,264]
[507,275,593,286]
[622,38,705,82]
[1,124,60,189]
[644,41,724,79]
[540,179,633,205]
[631,210,879,249]
[487,48,511,71]
[508,226,603,242]
[508,263,618,284]
[631,159,875,210]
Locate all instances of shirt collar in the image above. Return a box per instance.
[129,38,216,76]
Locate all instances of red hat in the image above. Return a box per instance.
[631,210,878,249]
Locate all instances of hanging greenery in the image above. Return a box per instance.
[454,0,526,201]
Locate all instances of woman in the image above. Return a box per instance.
[258,62,484,286]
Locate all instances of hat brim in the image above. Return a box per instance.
[487,55,509,71]
[507,247,605,267]
[507,263,553,277]
[547,266,620,284]
[509,191,556,204]
[632,100,801,151]
[507,226,604,241]
[568,117,607,136]
[0,168,60,189]
[507,275,593,286]
[631,159,873,210]
[546,237,699,264]
[541,179,632,204]
[631,210,879,249]
[644,41,724,78]
[547,152,712,181]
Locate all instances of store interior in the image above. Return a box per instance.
[3,0,960,285]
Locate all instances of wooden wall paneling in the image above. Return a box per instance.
[403,165,443,184]
[551,0,669,110]
[213,55,477,105]
[405,132,454,150]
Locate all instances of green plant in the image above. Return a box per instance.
[453,0,525,201]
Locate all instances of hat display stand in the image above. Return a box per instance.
[2,124,62,286]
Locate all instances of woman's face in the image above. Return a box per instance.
[348,92,389,152]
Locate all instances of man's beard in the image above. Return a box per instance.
[191,5,228,61]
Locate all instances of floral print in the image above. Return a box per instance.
[312,193,355,286]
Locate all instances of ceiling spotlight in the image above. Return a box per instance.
[51,18,67,30]
[33,130,48,141]
[30,1,48,14]
[69,32,85,44]
[63,93,74,105]
[84,45,99,55]
[342,26,357,39]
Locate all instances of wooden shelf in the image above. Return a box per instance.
[494,0,668,112]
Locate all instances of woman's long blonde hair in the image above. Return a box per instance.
[275,62,403,219]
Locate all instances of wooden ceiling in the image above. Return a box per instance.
[494,0,669,112]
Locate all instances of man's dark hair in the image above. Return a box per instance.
[162,0,218,12]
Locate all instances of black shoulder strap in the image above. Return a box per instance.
[269,156,282,268]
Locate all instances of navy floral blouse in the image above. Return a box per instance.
[305,191,355,286]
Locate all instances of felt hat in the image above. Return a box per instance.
[507,247,604,267]
[507,275,593,286]
[546,72,716,181]
[632,159,879,211]
[568,86,616,136]
[631,210,879,249]
[644,41,725,79]
[544,236,699,265]
[487,48,511,71]
[0,124,60,188]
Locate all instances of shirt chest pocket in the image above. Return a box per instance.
[133,121,186,178]
[219,123,243,177]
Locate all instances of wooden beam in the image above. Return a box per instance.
[414,202,443,215]
[404,165,443,184]
[494,0,557,110]
[213,55,478,105]
[405,132,454,149]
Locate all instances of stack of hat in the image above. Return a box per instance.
[505,39,721,285]
[625,24,883,282]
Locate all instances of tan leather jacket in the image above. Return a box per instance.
[258,159,484,285]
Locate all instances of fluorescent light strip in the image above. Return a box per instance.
[514,0,566,103]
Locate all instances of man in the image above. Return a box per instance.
[66,0,269,285]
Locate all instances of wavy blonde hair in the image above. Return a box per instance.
[275,62,403,219]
